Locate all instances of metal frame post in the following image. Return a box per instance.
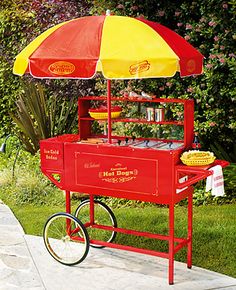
[65,190,71,214]
[107,79,112,143]
[65,190,71,234]
[187,192,193,268]
[89,195,95,225]
[169,202,175,285]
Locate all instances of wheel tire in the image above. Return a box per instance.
[43,212,90,265]
[75,199,117,248]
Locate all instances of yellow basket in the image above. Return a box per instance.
[180,151,216,166]
[89,111,121,120]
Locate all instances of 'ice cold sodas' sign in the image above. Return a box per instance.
[40,142,64,170]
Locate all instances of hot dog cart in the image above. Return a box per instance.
[40,94,228,284]
[13,13,229,285]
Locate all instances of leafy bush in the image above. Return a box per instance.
[10,81,81,154]
[224,163,236,199]
[0,1,35,132]
[10,82,51,154]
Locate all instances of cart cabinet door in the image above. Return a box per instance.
[75,152,158,196]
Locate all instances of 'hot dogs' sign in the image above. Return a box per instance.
[75,153,158,196]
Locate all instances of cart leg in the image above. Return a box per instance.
[187,192,193,269]
[65,190,71,214]
[89,195,95,225]
[169,203,175,285]
[65,190,71,234]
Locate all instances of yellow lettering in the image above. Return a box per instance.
[116,170,134,177]
[103,171,114,177]
[46,154,58,160]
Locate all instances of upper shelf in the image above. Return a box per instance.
[79,96,187,104]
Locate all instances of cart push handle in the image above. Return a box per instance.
[175,159,229,190]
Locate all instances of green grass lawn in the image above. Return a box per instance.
[9,202,236,278]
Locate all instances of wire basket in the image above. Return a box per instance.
[180,150,216,166]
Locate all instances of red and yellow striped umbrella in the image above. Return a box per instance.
[13,15,204,79]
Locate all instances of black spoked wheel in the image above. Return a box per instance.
[74,199,117,248]
[43,212,90,265]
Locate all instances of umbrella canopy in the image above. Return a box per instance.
[13,15,204,79]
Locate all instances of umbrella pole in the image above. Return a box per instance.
[107,79,112,143]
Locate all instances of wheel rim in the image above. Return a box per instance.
[43,213,89,265]
[75,200,117,248]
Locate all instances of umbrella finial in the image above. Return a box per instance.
[106,9,111,16]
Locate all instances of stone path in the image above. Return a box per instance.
[0,200,45,289]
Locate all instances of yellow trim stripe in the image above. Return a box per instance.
[13,21,71,76]
[99,16,179,79]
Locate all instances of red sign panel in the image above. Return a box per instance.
[75,152,158,196]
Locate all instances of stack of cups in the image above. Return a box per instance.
[146,107,164,122]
